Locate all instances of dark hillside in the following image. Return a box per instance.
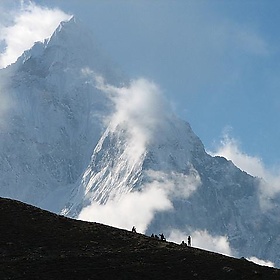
[1,197,279,280]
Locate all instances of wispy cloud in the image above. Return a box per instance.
[168,229,233,256]
[78,75,201,232]
[81,68,173,165]
[209,133,280,210]
[144,170,200,199]
[213,21,270,56]
[191,230,233,256]
[79,182,173,233]
[167,228,275,267]
[78,169,200,233]
[0,1,70,68]
[98,77,171,163]
[233,26,269,56]
[210,134,265,177]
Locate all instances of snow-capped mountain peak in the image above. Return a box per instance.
[0,17,120,211]
[1,17,280,267]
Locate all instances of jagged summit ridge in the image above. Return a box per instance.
[14,16,123,86]
[46,15,94,52]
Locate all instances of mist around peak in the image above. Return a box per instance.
[0,1,71,68]
[210,134,280,212]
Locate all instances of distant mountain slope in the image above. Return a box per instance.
[0,17,280,266]
[65,106,280,265]
[1,197,279,280]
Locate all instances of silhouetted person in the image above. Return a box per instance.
[155,235,159,239]
[187,235,191,246]
[132,226,136,233]
[151,233,155,238]
[181,240,186,246]
[159,233,166,241]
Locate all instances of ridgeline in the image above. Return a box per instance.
[1,197,279,279]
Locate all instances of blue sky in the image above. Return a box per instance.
[0,0,280,171]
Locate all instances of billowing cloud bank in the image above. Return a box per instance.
[168,229,233,256]
[0,1,70,68]
[78,77,201,233]
[79,183,173,233]
[97,76,172,163]
[167,229,275,267]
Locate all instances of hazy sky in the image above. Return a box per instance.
[1,0,280,170]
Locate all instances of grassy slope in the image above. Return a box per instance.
[1,197,279,280]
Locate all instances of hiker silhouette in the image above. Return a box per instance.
[132,226,136,233]
[187,235,191,246]
[159,233,166,241]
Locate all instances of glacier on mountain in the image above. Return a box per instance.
[0,17,280,266]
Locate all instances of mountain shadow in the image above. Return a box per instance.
[1,197,279,280]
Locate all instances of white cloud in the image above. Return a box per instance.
[215,22,270,56]
[145,169,200,199]
[98,77,171,163]
[81,69,173,165]
[192,230,233,256]
[79,183,173,233]
[168,229,233,256]
[78,169,200,233]
[247,256,274,267]
[0,1,71,68]
[78,75,201,232]
[234,27,269,56]
[210,134,265,177]
[78,162,200,233]
[199,6,270,57]
[209,133,280,210]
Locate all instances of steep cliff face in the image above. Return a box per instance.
[0,17,279,266]
[0,17,119,210]
[66,104,280,264]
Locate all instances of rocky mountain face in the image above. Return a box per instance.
[0,17,120,212]
[0,17,279,266]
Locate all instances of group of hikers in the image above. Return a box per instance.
[181,235,191,246]
[131,226,191,246]
[150,233,166,241]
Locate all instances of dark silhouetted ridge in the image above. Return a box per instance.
[1,197,279,280]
